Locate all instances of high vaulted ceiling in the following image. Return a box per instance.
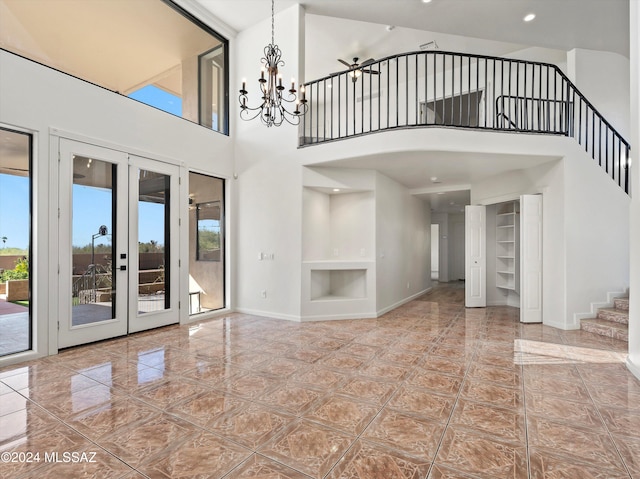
[195,0,630,57]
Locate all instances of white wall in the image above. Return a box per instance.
[375,172,431,314]
[567,48,631,139]
[233,5,305,320]
[563,152,630,328]
[431,213,450,282]
[0,50,234,363]
[304,14,537,82]
[626,0,640,380]
[449,213,465,281]
[430,224,439,278]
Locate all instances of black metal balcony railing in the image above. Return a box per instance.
[301,50,630,194]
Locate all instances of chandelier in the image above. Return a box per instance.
[239,0,307,127]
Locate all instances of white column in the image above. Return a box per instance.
[627,0,640,379]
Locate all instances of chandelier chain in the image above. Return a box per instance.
[238,0,308,127]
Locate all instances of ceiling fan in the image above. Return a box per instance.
[337,57,380,82]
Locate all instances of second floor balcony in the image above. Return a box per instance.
[300,50,630,194]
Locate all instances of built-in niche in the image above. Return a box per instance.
[302,188,374,261]
[301,186,376,317]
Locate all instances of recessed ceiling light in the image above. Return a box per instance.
[422,0,433,3]
[437,192,445,195]
[333,188,340,192]
[523,13,536,22]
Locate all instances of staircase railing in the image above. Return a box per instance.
[300,50,631,194]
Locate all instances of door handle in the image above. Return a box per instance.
[120,265,127,271]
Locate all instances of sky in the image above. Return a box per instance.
[73,185,165,248]
[0,174,30,250]
[0,175,164,254]
[129,85,182,117]
[1,86,177,254]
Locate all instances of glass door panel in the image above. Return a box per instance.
[136,169,170,314]
[59,140,128,349]
[128,156,180,333]
[71,156,115,326]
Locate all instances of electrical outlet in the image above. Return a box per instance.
[407,282,410,289]
[360,248,366,257]
[261,290,267,298]
[333,248,339,257]
[258,252,263,260]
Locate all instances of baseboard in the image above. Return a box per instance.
[234,288,433,323]
[299,312,378,322]
[376,287,432,317]
[573,288,629,326]
[180,307,233,325]
[543,317,580,330]
[627,357,640,382]
[487,300,508,307]
[234,307,301,322]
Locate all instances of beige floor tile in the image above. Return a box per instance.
[0,282,635,478]
[225,453,314,478]
[435,426,528,478]
[327,439,431,479]
[259,419,355,479]
[304,394,380,436]
[362,408,445,460]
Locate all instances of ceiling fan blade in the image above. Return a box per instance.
[2,167,29,171]
[361,69,381,75]
[338,58,352,68]
[360,58,376,67]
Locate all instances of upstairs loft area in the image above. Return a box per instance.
[300,50,631,195]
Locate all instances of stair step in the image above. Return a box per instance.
[614,297,629,311]
[597,307,629,324]
[580,318,628,342]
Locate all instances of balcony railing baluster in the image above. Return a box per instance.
[300,50,630,194]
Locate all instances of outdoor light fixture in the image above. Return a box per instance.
[239,0,307,127]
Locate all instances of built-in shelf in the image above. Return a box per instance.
[495,201,519,292]
[302,187,376,318]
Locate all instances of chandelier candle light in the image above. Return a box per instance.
[239,0,307,127]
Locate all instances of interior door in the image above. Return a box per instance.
[58,139,129,348]
[128,155,180,333]
[520,194,543,323]
[465,205,486,307]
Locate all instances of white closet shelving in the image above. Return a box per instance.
[495,201,519,292]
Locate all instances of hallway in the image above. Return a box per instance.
[0,283,638,478]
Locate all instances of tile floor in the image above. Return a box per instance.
[1,283,639,478]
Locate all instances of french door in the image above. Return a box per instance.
[58,139,180,349]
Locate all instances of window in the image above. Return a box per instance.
[0,128,32,357]
[189,173,225,314]
[0,0,229,134]
[200,45,228,134]
[196,201,222,262]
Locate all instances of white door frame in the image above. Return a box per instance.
[57,138,182,349]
